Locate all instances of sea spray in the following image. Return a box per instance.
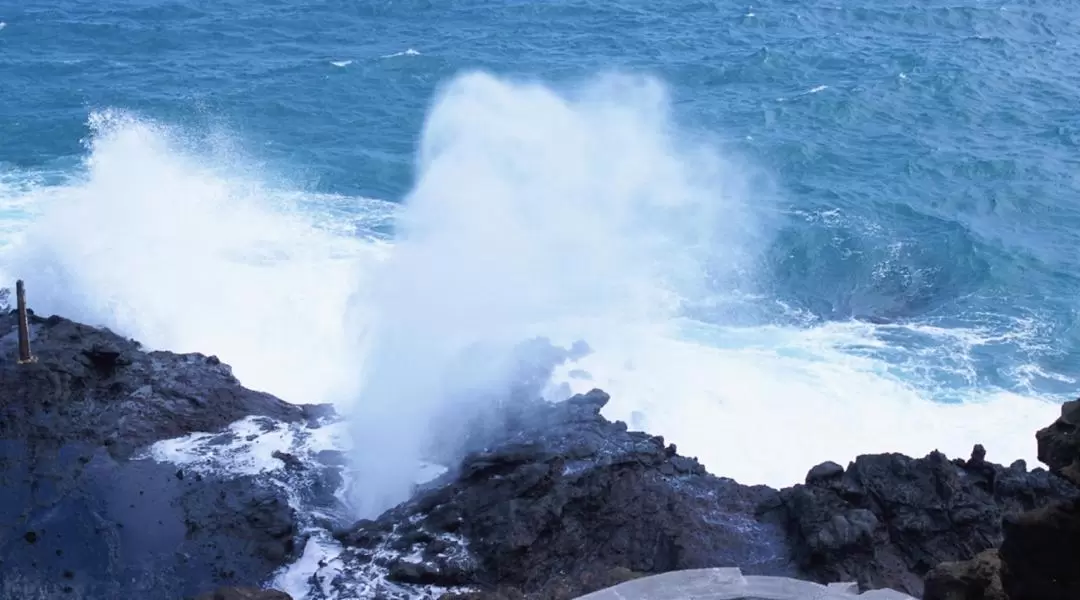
[0,74,1059,517]
[343,71,762,517]
[0,111,378,405]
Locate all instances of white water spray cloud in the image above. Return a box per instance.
[342,71,765,517]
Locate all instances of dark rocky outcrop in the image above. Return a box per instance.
[0,312,322,599]
[1035,398,1080,484]
[766,445,1077,597]
[927,399,1080,600]
[994,400,1080,600]
[318,389,796,600]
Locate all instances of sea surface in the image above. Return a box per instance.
[1,0,1079,495]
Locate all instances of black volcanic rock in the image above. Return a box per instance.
[993,399,1080,600]
[0,312,303,458]
[320,389,796,600]
[923,549,1005,600]
[0,312,314,599]
[1036,398,1080,485]
[920,400,1080,600]
[766,446,1078,597]
[999,498,1080,600]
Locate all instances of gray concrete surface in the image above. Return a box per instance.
[574,568,919,600]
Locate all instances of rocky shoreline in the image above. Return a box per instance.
[1,311,1077,599]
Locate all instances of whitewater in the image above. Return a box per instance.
[0,71,1060,518]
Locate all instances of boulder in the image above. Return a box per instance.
[1036,398,1080,485]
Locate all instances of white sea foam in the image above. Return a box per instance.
[382,48,421,58]
[274,534,345,600]
[330,60,352,67]
[549,323,1058,486]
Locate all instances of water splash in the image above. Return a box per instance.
[0,110,384,405]
[342,71,769,516]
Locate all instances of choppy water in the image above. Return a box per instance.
[2,0,1078,499]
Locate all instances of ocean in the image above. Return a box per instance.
[1,0,1077,500]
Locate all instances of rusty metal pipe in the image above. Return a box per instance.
[16,280,32,364]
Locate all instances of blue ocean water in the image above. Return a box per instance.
[1,0,1078,488]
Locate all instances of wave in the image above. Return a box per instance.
[0,111,388,406]
[0,73,1061,520]
[381,49,421,59]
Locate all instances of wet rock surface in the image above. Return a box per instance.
[0,312,322,599]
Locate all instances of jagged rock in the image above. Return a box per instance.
[923,550,1005,600]
[999,498,1080,600]
[762,444,1078,597]
[194,587,293,600]
[0,312,317,599]
[320,389,794,599]
[920,401,1080,600]
[1036,398,1080,485]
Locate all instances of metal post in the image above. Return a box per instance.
[16,280,33,364]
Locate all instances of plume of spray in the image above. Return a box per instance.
[344,71,762,518]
